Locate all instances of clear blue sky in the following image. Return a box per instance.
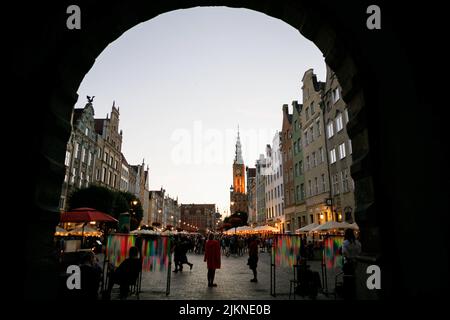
[76,7,325,216]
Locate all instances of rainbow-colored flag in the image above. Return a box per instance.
[273,235,301,267]
[324,237,343,269]
[141,237,171,272]
[106,234,136,267]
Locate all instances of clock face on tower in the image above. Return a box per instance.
[236,168,241,175]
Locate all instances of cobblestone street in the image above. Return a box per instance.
[111,250,338,300]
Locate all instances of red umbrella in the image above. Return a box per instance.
[60,207,118,223]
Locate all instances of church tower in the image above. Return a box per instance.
[230,127,248,215]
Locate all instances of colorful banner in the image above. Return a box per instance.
[106,234,136,267]
[141,236,171,272]
[324,236,343,269]
[273,235,301,267]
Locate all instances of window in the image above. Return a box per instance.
[340,171,345,193]
[113,174,117,188]
[86,175,90,186]
[321,174,326,193]
[305,107,309,121]
[294,141,298,154]
[300,183,305,200]
[344,108,349,123]
[315,177,319,195]
[96,169,100,181]
[306,156,310,171]
[104,152,108,162]
[65,151,71,166]
[308,180,312,197]
[310,102,314,116]
[59,196,65,210]
[296,185,300,202]
[343,169,350,193]
[330,149,337,164]
[309,126,314,143]
[336,113,344,132]
[64,173,68,183]
[298,138,302,152]
[348,139,353,154]
[332,174,340,195]
[327,121,334,138]
[299,161,303,174]
[89,152,93,166]
[81,147,86,163]
[294,120,298,132]
[71,168,75,183]
[79,172,83,188]
[316,119,322,136]
[312,152,317,167]
[74,143,79,159]
[319,147,324,163]
[339,143,346,159]
[102,167,107,182]
[295,163,299,177]
[333,87,340,103]
[304,130,308,146]
[85,127,89,136]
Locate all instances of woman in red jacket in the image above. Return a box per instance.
[204,233,221,287]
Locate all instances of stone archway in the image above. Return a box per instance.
[21,0,444,299]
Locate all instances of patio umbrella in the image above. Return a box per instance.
[60,207,118,223]
[295,222,319,233]
[309,221,347,232]
[130,229,159,235]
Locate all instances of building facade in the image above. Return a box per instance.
[59,99,98,211]
[255,153,267,226]
[281,104,294,232]
[93,103,123,191]
[163,195,180,229]
[301,69,332,225]
[265,132,284,230]
[180,204,216,233]
[149,189,165,227]
[246,167,257,226]
[323,65,355,223]
[292,100,307,230]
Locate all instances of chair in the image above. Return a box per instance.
[289,263,306,300]
[289,264,300,299]
[128,271,142,299]
[333,270,344,299]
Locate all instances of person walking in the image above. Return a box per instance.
[204,233,221,287]
[248,236,259,282]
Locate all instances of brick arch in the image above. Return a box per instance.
[29,1,380,299]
